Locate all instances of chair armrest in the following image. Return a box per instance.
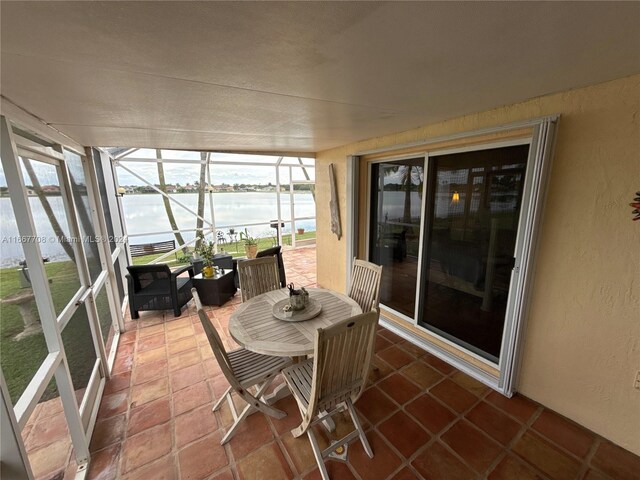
[171,265,194,280]
[126,274,137,293]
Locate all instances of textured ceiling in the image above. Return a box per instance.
[1,1,639,153]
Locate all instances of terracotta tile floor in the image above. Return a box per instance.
[20,395,78,479]
[43,245,640,480]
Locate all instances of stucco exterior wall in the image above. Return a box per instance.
[314,75,640,454]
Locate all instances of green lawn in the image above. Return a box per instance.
[0,261,110,404]
[132,231,316,265]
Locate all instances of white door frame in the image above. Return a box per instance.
[347,116,558,395]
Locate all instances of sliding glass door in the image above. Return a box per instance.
[368,144,530,364]
[418,145,529,363]
[369,158,424,318]
[359,119,557,390]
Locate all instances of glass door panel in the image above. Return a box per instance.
[369,158,424,317]
[418,145,529,362]
[19,157,82,318]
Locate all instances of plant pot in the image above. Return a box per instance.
[202,265,215,278]
[245,244,258,259]
[297,228,305,235]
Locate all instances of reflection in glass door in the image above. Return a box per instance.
[369,158,424,317]
[418,145,529,362]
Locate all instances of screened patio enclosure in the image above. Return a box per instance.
[0,115,317,478]
[0,117,128,478]
[2,1,639,476]
[113,148,316,264]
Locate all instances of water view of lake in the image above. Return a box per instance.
[0,192,316,267]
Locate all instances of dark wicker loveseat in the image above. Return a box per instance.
[126,264,194,319]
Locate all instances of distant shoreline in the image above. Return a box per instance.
[0,191,317,267]
[120,190,312,195]
[0,190,314,197]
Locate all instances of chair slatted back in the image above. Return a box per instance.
[348,259,383,313]
[192,289,243,392]
[256,246,287,287]
[308,311,378,415]
[238,256,281,302]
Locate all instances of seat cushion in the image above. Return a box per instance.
[138,280,170,295]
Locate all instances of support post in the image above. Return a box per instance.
[206,155,218,253]
[275,157,283,246]
[289,166,296,248]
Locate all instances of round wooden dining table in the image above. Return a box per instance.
[229,287,362,357]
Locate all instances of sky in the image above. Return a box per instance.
[116,151,315,186]
[0,150,315,188]
[0,152,438,190]
[1,157,60,188]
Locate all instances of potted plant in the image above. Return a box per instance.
[195,235,216,277]
[239,228,259,259]
[297,227,305,235]
[177,251,204,275]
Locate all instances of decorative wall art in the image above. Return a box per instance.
[329,163,342,239]
[631,191,640,221]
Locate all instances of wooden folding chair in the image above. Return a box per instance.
[282,310,379,480]
[192,289,292,444]
[348,258,383,313]
[238,256,281,302]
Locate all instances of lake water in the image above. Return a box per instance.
[0,192,316,267]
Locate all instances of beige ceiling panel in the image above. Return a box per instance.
[57,125,329,153]
[1,1,639,151]
[2,52,427,150]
